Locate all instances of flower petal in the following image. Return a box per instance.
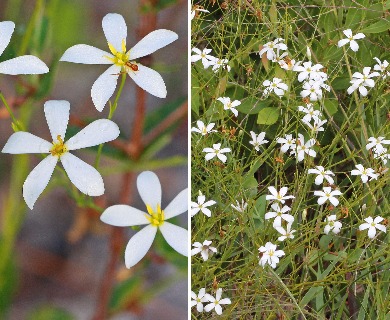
[102,13,127,51]
[159,222,188,256]
[2,132,51,154]
[125,225,157,268]
[137,171,161,210]
[128,64,167,98]
[0,21,15,56]
[44,100,70,141]
[60,152,104,196]
[91,65,121,112]
[0,55,48,75]
[100,205,149,226]
[164,188,188,219]
[23,155,58,209]
[130,29,178,60]
[66,119,120,150]
[60,44,113,64]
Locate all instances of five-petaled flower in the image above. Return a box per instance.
[359,216,386,239]
[308,166,335,185]
[351,164,378,183]
[2,100,120,209]
[259,242,285,268]
[249,131,268,151]
[191,240,217,261]
[0,21,49,75]
[191,288,209,312]
[324,215,342,235]
[191,191,216,217]
[203,143,231,163]
[204,288,232,315]
[191,120,216,135]
[266,186,295,204]
[314,187,342,207]
[217,97,241,117]
[337,29,365,52]
[100,171,188,268]
[60,13,178,111]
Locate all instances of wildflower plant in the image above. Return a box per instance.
[192,1,389,318]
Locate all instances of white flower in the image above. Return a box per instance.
[300,80,325,101]
[100,171,188,268]
[303,118,327,134]
[373,57,389,79]
[231,199,248,212]
[347,67,380,96]
[308,166,335,185]
[314,187,342,207]
[337,29,365,52]
[191,47,215,68]
[359,216,386,239]
[191,288,209,312]
[266,186,295,204]
[265,203,294,227]
[204,288,231,315]
[351,164,378,183]
[203,143,231,163]
[259,38,287,61]
[2,100,119,209]
[366,136,390,154]
[249,131,268,151]
[191,240,217,261]
[263,77,288,97]
[290,133,316,162]
[259,242,285,268]
[324,215,342,234]
[211,57,231,72]
[293,61,326,82]
[191,191,216,217]
[60,13,177,111]
[191,120,216,135]
[191,7,210,20]
[217,97,240,117]
[277,134,296,153]
[0,21,49,75]
[298,103,321,123]
[373,150,390,165]
[275,223,296,241]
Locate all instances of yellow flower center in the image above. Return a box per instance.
[105,40,138,73]
[50,135,67,157]
[269,250,274,256]
[145,203,165,227]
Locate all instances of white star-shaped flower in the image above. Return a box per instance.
[324,215,342,235]
[351,164,378,183]
[0,21,49,75]
[277,134,296,153]
[259,242,285,268]
[191,240,217,261]
[191,288,209,312]
[203,143,231,163]
[366,136,390,155]
[300,80,325,101]
[100,171,188,268]
[293,61,326,82]
[217,97,240,117]
[337,29,365,52]
[263,77,288,97]
[275,223,296,241]
[191,47,215,69]
[373,57,389,79]
[249,131,268,151]
[191,120,216,135]
[359,216,386,239]
[259,38,287,61]
[191,191,216,217]
[303,118,327,134]
[211,57,231,72]
[298,103,321,123]
[308,166,335,185]
[314,187,342,207]
[265,203,294,227]
[266,186,295,204]
[290,133,316,162]
[347,67,379,96]
[204,288,232,315]
[60,13,178,111]
[2,100,119,209]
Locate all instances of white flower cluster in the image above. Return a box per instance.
[191,47,231,73]
[277,133,316,162]
[298,103,327,135]
[366,136,390,165]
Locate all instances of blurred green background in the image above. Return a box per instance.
[0,0,188,319]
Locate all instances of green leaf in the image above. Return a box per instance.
[28,306,74,320]
[237,97,272,114]
[361,18,390,33]
[300,286,324,308]
[324,99,339,116]
[254,195,267,220]
[257,107,279,125]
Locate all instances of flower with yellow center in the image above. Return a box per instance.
[2,100,120,209]
[60,13,178,111]
[100,171,188,268]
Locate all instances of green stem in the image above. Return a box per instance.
[0,92,24,131]
[94,72,126,168]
